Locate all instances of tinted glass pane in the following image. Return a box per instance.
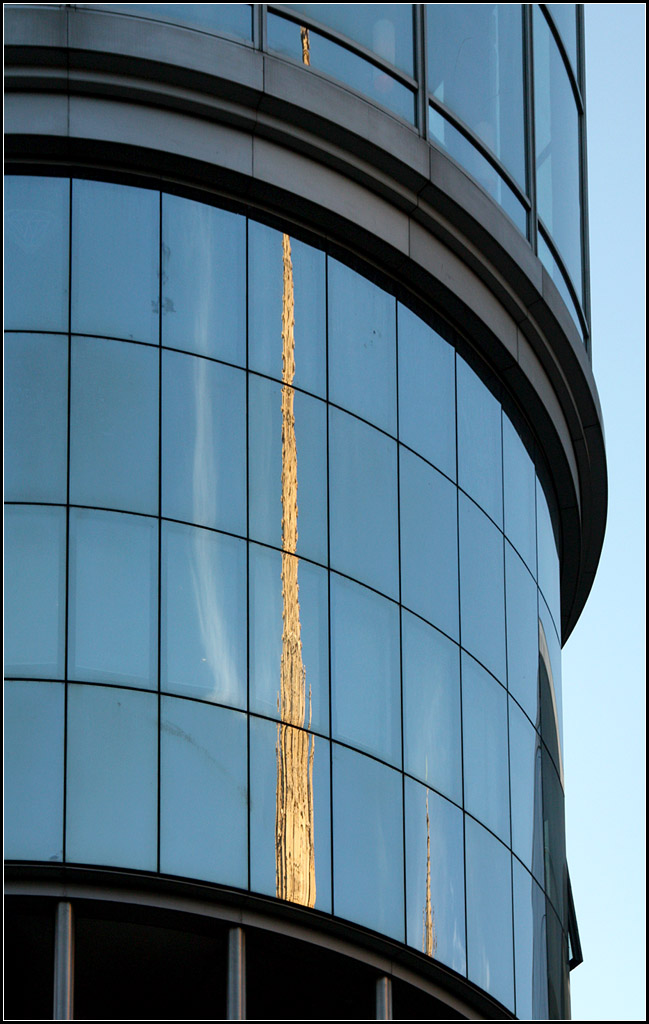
[248,375,327,564]
[542,746,567,929]
[536,478,561,633]
[538,232,584,338]
[4,505,66,679]
[509,699,545,884]
[250,716,332,913]
[402,610,461,805]
[5,175,69,332]
[400,447,459,640]
[162,194,245,366]
[506,542,539,723]
[539,594,563,768]
[68,509,158,688]
[513,858,549,1021]
[331,575,401,766]
[328,258,397,435]
[465,817,514,1011]
[457,357,502,526]
[162,350,246,536]
[70,336,158,515]
[546,902,570,1019]
[66,685,158,870]
[462,653,510,844]
[286,4,415,74]
[333,745,404,941]
[397,304,456,480]
[161,523,246,708]
[546,4,578,71]
[405,778,465,974]
[71,179,159,344]
[160,697,248,887]
[459,495,506,684]
[99,3,252,40]
[4,680,64,861]
[249,544,329,736]
[5,333,68,503]
[329,407,399,599]
[502,413,536,575]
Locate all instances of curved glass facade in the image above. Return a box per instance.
[6,175,570,1017]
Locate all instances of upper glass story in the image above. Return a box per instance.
[75,3,589,345]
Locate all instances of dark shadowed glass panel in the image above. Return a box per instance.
[249,715,332,913]
[249,544,329,736]
[457,357,503,526]
[402,610,461,804]
[162,194,245,366]
[161,523,246,708]
[71,179,159,344]
[405,778,466,974]
[465,817,514,1011]
[506,542,539,723]
[400,447,459,640]
[462,653,510,844]
[509,699,544,884]
[4,680,64,861]
[68,509,158,688]
[333,744,404,940]
[248,222,326,398]
[5,175,69,332]
[503,413,536,575]
[70,336,158,515]
[5,333,68,503]
[99,3,252,40]
[546,902,571,1019]
[542,743,567,929]
[4,900,55,1021]
[513,858,549,1021]
[328,258,397,435]
[66,684,157,870]
[248,375,327,564]
[537,478,561,634]
[286,4,415,74]
[459,494,506,684]
[329,407,399,599]
[162,349,246,536]
[160,697,248,886]
[4,505,66,679]
[331,574,401,766]
[540,594,563,768]
[397,303,456,480]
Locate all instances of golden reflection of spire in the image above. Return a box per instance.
[275,231,316,908]
[300,26,311,66]
[422,791,437,958]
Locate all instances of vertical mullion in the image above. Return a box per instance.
[523,4,538,251]
[414,3,428,139]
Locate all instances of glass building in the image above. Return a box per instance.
[4,5,606,1020]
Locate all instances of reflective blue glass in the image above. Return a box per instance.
[546,4,578,72]
[71,179,159,344]
[506,542,539,724]
[509,699,544,884]
[539,595,564,774]
[162,350,246,536]
[161,523,246,708]
[459,495,506,684]
[503,413,536,575]
[513,858,549,1021]
[68,509,158,688]
[4,505,66,680]
[333,745,404,941]
[66,685,158,870]
[162,194,246,366]
[286,4,415,74]
[462,653,510,844]
[5,333,68,503]
[404,778,465,974]
[70,336,158,515]
[538,232,585,339]
[457,357,503,526]
[5,175,69,332]
[160,697,248,887]
[536,478,561,634]
[98,4,252,41]
[4,680,65,862]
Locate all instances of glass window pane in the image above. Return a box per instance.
[538,232,585,339]
[546,4,578,71]
[405,778,465,975]
[331,575,401,766]
[329,407,399,599]
[399,448,459,640]
[286,4,415,75]
[457,357,503,526]
[4,680,65,862]
[70,336,158,515]
[328,258,397,435]
[71,179,159,344]
[459,495,506,684]
[162,350,246,536]
[5,176,69,332]
[397,304,456,480]
[506,542,539,724]
[250,715,331,914]
[462,653,510,844]
[502,414,536,575]
[465,817,514,1011]
[248,375,327,564]
[513,858,549,1021]
[4,505,66,679]
[162,194,246,366]
[536,478,561,634]
[5,333,68,504]
[66,684,158,870]
[509,699,545,884]
[539,596,564,780]
[160,697,248,887]
[333,745,404,941]
[402,610,461,805]
[542,745,567,929]
[249,544,329,736]
[161,523,246,709]
[68,509,158,688]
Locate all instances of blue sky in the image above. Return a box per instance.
[563,5,645,1020]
